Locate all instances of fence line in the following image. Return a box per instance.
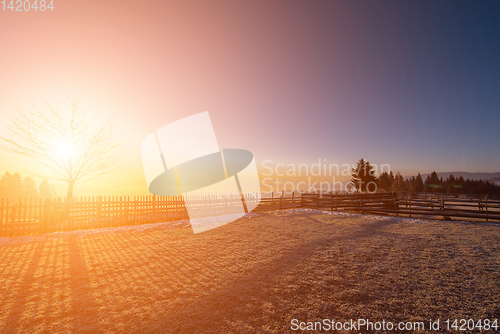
[0,192,302,236]
[300,192,500,222]
[0,196,190,236]
[1,192,498,237]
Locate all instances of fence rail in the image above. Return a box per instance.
[255,191,302,211]
[0,196,191,237]
[0,192,498,237]
[0,192,302,236]
[301,192,500,222]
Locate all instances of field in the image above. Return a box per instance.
[0,210,499,333]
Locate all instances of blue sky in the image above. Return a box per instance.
[1,0,499,195]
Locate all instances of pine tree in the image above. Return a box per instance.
[10,172,23,203]
[351,158,378,192]
[457,175,465,191]
[424,175,431,192]
[415,173,424,192]
[409,176,416,192]
[50,185,57,197]
[23,176,38,197]
[446,175,457,193]
[392,173,405,192]
[0,172,12,199]
[378,172,393,192]
[426,171,441,192]
[39,179,51,198]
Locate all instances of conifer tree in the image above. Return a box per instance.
[23,176,38,197]
[415,173,424,192]
[39,179,52,198]
[351,158,378,192]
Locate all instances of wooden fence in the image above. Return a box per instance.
[1,192,498,237]
[0,196,189,237]
[301,192,500,222]
[255,192,302,211]
[301,192,398,212]
[0,192,301,236]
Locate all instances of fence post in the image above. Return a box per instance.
[5,199,10,235]
[23,197,27,234]
[485,196,488,222]
[280,190,284,209]
[12,201,18,236]
[393,192,398,216]
[0,198,3,236]
[153,195,156,220]
[408,194,412,218]
[207,194,211,215]
[44,197,50,232]
[98,196,102,223]
[359,193,363,213]
[125,196,129,223]
[64,195,70,227]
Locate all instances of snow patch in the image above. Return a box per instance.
[0,212,261,245]
[268,208,476,225]
[271,208,387,220]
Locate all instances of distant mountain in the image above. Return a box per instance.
[405,172,500,181]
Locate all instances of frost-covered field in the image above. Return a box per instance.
[0,210,498,333]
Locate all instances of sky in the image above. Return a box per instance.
[1,0,499,196]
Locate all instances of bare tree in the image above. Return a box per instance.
[0,99,121,199]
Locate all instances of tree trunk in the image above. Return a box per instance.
[67,181,74,201]
[64,180,75,222]
[67,158,74,201]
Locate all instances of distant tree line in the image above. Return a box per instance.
[378,170,500,195]
[0,171,57,203]
[352,158,500,195]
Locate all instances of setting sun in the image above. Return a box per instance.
[55,141,75,159]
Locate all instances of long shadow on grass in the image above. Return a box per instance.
[154,215,401,333]
[67,235,103,333]
[0,240,48,333]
